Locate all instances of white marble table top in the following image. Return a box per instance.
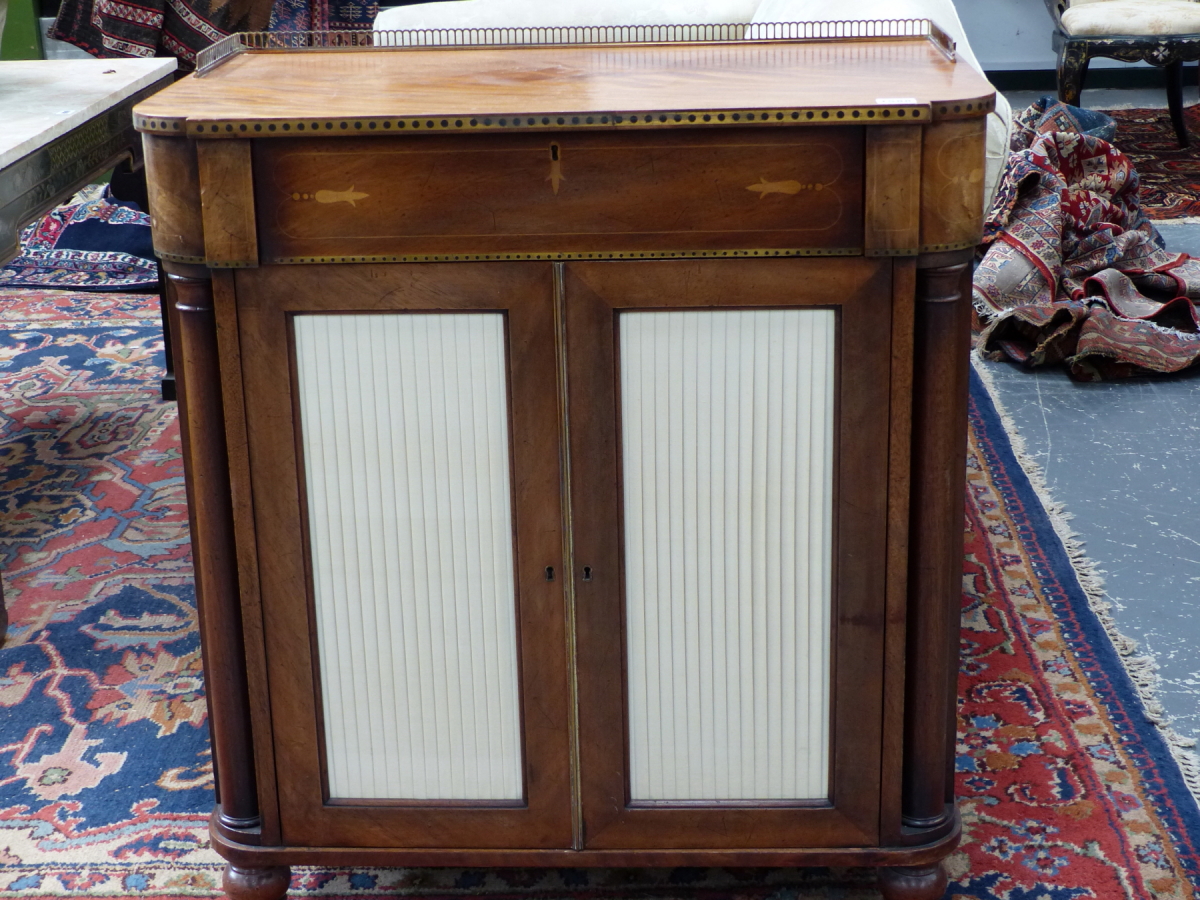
[0,58,176,170]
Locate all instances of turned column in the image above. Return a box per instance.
[169,266,290,899]
[167,265,260,832]
[902,255,972,829]
[874,255,971,900]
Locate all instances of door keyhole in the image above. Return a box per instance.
[545,566,555,581]
[582,566,592,581]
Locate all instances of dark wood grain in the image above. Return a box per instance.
[209,807,961,869]
[567,257,891,850]
[165,264,260,830]
[254,129,863,259]
[212,269,280,846]
[901,257,972,829]
[880,257,916,845]
[878,863,949,900]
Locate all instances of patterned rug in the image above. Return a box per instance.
[49,0,376,68]
[0,187,157,293]
[1104,105,1200,220]
[0,292,1198,898]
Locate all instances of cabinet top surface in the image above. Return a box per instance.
[134,38,995,136]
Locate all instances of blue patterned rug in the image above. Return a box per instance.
[0,293,1196,897]
[0,188,157,293]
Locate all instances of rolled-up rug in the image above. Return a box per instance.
[975,97,1200,379]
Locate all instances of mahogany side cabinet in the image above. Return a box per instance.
[134,23,992,900]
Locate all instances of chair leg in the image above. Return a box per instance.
[1057,39,1091,107]
[1167,60,1189,148]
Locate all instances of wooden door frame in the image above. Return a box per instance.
[234,262,573,849]
[564,257,892,850]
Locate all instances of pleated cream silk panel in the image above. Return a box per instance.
[619,309,834,801]
[292,313,524,801]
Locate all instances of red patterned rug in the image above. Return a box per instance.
[1104,105,1200,220]
[0,291,1197,898]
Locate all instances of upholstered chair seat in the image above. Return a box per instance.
[1063,0,1200,35]
[1047,0,1200,145]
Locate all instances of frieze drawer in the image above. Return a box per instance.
[252,128,864,263]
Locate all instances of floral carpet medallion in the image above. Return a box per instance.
[0,292,1197,898]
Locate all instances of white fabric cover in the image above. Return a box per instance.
[375,0,1010,215]
[1062,0,1200,35]
[374,0,760,30]
[753,0,1011,206]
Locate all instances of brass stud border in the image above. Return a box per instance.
[267,248,863,264]
[155,251,207,264]
[138,117,186,132]
[918,240,979,253]
[135,98,998,137]
[931,95,995,119]
[135,106,936,137]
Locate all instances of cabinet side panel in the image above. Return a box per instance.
[292,312,524,802]
[619,309,833,802]
[143,135,204,264]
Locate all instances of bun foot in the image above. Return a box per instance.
[223,864,291,900]
[877,863,948,900]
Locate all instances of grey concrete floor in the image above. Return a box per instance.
[980,93,1200,743]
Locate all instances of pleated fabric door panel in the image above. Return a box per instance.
[292,312,523,803]
[619,308,835,804]
[234,263,573,849]
[566,257,892,850]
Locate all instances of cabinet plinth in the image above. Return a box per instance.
[137,28,992,898]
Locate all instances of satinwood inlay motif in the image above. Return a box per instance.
[289,189,371,206]
[746,178,826,198]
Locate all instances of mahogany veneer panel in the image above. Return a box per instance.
[255,129,863,260]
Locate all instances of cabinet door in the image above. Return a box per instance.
[234,263,572,849]
[566,258,892,849]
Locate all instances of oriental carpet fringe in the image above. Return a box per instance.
[0,293,1197,898]
[972,354,1200,808]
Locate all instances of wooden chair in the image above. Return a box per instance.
[1045,0,1200,147]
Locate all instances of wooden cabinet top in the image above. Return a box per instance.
[134,27,996,138]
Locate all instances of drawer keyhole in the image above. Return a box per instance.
[547,143,565,195]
